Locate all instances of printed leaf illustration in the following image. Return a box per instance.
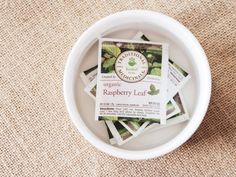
[90,85,97,97]
[148,84,159,95]
[127,121,141,131]
[103,53,112,59]
[102,43,121,58]
[145,53,154,63]
[113,122,132,140]
[146,53,154,59]
[107,66,115,73]
[101,116,118,121]
[119,128,131,139]
[123,43,135,50]
[128,58,136,66]
[150,84,156,92]
[152,62,162,68]
[148,62,152,68]
[150,68,161,76]
[103,57,116,69]
[146,46,162,56]
[166,101,173,110]
[142,118,160,123]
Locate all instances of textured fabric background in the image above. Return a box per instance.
[0,0,236,176]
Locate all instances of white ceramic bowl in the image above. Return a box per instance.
[63,10,211,160]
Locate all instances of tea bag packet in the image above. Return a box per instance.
[95,38,169,124]
[133,32,191,100]
[166,99,180,118]
[80,65,98,85]
[84,77,97,100]
[105,120,140,146]
[105,122,116,145]
[167,61,191,100]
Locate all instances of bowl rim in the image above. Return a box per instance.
[63,10,212,160]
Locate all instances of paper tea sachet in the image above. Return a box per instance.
[105,121,135,145]
[133,32,191,100]
[80,65,98,85]
[95,38,169,124]
[105,122,117,145]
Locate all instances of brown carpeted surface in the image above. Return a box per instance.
[0,0,236,176]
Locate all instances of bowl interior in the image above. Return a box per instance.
[75,24,197,150]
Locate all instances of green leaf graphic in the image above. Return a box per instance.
[146,46,162,56]
[148,84,159,96]
[102,116,118,121]
[103,57,116,69]
[102,43,121,58]
[123,43,135,50]
[152,62,161,68]
[150,68,161,76]
[150,84,156,92]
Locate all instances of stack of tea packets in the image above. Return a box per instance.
[80,32,191,145]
